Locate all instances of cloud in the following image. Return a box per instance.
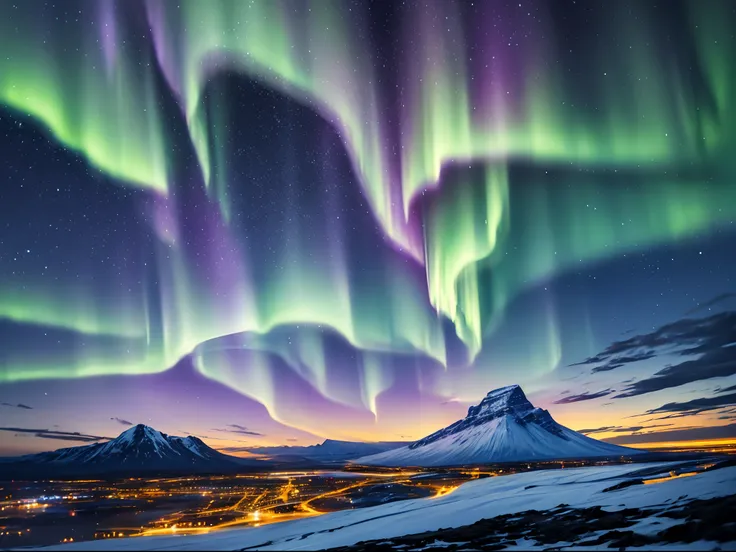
[571,309,736,398]
[641,392,736,416]
[646,411,713,421]
[441,398,464,405]
[604,423,736,445]
[685,293,736,316]
[211,424,264,437]
[553,389,614,404]
[217,446,263,453]
[286,438,299,442]
[1,402,33,409]
[614,347,736,398]
[577,423,673,436]
[570,351,657,369]
[577,426,618,435]
[110,417,133,426]
[592,352,658,373]
[192,433,255,444]
[0,427,112,443]
[575,310,735,364]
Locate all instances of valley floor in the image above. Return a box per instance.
[35,460,736,551]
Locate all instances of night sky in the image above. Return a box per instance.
[1,0,735,457]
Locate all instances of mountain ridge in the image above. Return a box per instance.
[246,438,408,462]
[1,424,264,479]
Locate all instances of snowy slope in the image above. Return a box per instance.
[356,385,640,467]
[38,461,736,551]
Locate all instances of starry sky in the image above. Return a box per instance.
[1,0,735,457]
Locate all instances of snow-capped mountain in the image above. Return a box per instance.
[6,424,262,477]
[355,385,642,467]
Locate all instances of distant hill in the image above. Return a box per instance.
[247,438,408,463]
[355,385,643,467]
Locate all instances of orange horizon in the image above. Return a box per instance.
[629,438,736,450]
[216,437,736,458]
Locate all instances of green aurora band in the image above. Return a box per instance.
[1,0,735,427]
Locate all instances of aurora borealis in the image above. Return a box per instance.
[1,0,735,455]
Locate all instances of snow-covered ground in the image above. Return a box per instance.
[34,461,736,551]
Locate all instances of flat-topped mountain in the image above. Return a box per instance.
[355,385,642,467]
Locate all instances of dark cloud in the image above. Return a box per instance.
[286,438,299,442]
[716,384,736,394]
[642,392,736,416]
[647,411,713,421]
[614,347,736,398]
[571,352,656,373]
[218,446,260,453]
[1,402,33,409]
[577,426,618,435]
[685,293,736,316]
[0,427,112,443]
[227,424,263,436]
[592,352,658,373]
[211,424,263,437]
[571,310,736,398]
[193,433,254,444]
[575,310,735,364]
[569,354,608,367]
[110,417,133,426]
[553,389,614,404]
[604,423,736,445]
[589,363,623,373]
[577,423,672,436]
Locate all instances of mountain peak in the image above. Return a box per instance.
[355,384,642,467]
[486,384,522,395]
[118,424,168,441]
[467,384,531,418]
[120,423,156,434]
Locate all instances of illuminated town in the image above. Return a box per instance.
[7,445,733,550]
[0,459,647,548]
